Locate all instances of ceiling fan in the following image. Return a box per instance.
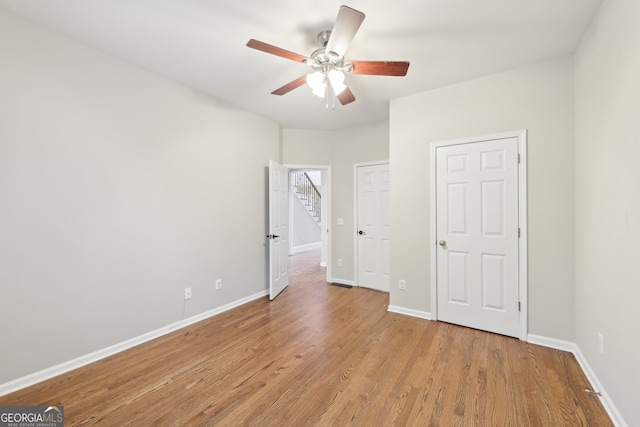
[246,5,410,108]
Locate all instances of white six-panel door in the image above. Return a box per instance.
[436,137,519,337]
[356,163,390,292]
[268,160,289,300]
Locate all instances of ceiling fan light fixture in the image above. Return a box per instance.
[311,85,326,98]
[307,69,346,97]
[330,81,346,95]
[306,71,326,97]
[328,69,346,95]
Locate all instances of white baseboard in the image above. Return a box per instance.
[0,290,268,398]
[319,262,327,267]
[387,305,432,320]
[291,242,321,254]
[527,334,575,352]
[572,346,627,427]
[527,334,627,427]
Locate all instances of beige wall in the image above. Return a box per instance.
[283,121,389,283]
[575,0,640,424]
[0,11,280,384]
[389,57,576,340]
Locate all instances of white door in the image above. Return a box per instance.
[356,163,390,292]
[268,160,289,300]
[436,138,519,337]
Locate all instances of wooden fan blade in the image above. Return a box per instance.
[271,75,308,96]
[246,39,310,63]
[325,6,365,60]
[337,87,356,105]
[349,61,410,76]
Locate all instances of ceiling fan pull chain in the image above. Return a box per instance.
[325,83,335,110]
[331,86,336,110]
[324,84,328,110]
[325,80,330,110]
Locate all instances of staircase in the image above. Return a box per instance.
[292,172,321,224]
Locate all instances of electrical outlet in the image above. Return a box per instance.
[598,333,604,355]
[184,287,192,300]
[399,279,406,290]
[215,279,222,290]
[337,259,342,267]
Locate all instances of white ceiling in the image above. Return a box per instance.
[0,0,602,130]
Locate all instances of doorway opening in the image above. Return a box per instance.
[286,164,332,283]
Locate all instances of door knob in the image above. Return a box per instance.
[439,240,446,247]
[358,230,366,235]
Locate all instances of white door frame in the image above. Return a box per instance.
[286,164,332,283]
[354,160,390,289]
[429,130,528,340]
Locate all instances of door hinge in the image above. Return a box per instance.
[518,228,521,238]
[518,301,521,312]
[518,154,521,164]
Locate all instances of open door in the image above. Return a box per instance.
[268,160,289,300]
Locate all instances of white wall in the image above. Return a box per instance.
[306,171,321,186]
[283,121,389,283]
[574,0,640,424]
[390,57,575,340]
[0,10,280,384]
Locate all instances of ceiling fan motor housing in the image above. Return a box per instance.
[310,48,345,68]
[317,30,331,47]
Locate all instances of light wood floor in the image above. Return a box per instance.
[1,249,611,426]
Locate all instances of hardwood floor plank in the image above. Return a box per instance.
[0,249,612,426]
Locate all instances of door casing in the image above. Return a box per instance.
[429,130,528,340]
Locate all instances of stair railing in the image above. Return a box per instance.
[292,172,321,223]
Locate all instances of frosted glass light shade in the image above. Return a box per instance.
[306,71,326,97]
[328,69,346,94]
[311,86,326,97]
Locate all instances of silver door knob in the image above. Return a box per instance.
[439,240,447,247]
